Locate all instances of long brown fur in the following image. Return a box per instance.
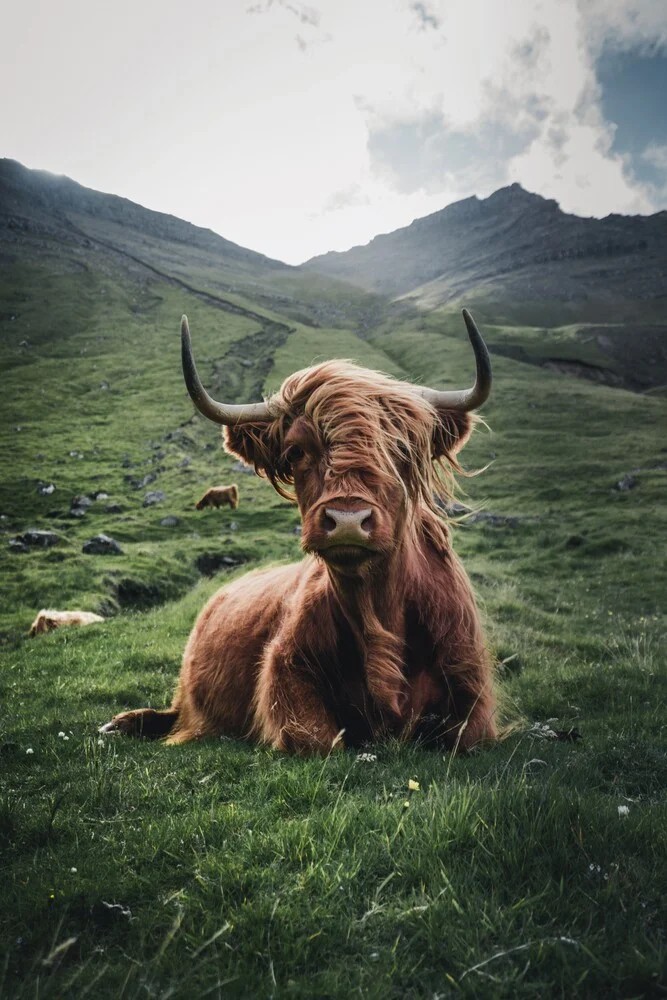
[29,609,105,637]
[103,361,496,754]
[195,484,239,510]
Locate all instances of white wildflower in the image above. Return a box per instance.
[25,748,34,754]
[355,752,377,763]
[70,867,77,873]
[617,805,630,817]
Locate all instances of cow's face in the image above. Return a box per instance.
[224,362,474,574]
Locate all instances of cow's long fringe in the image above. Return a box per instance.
[230,360,475,527]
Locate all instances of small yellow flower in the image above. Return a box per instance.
[408,779,420,792]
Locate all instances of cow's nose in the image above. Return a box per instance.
[323,507,373,542]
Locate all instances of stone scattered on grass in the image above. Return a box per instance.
[104,503,123,514]
[82,534,123,555]
[37,482,55,495]
[232,460,255,475]
[8,539,29,553]
[70,495,93,518]
[615,473,637,491]
[195,552,245,576]
[91,490,109,500]
[143,490,165,507]
[12,530,60,548]
[160,515,180,527]
[124,472,156,489]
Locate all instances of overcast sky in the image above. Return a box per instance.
[2,0,666,264]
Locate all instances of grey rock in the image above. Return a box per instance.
[104,504,123,514]
[292,524,302,535]
[71,495,93,509]
[615,473,637,491]
[160,515,180,527]
[37,483,55,495]
[14,529,60,548]
[229,521,238,531]
[124,472,156,489]
[232,460,255,475]
[91,491,109,501]
[143,491,165,507]
[82,534,123,555]
[69,507,88,518]
[179,457,191,468]
[467,511,522,528]
[8,539,28,553]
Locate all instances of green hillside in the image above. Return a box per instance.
[0,165,665,998]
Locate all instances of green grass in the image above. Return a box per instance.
[0,238,666,998]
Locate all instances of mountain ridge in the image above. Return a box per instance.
[0,157,287,269]
[303,181,667,310]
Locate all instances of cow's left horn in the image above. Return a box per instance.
[181,315,272,424]
[419,309,492,412]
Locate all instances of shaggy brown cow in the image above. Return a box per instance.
[101,310,497,754]
[195,484,239,510]
[29,609,105,637]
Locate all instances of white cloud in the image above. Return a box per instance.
[0,0,665,262]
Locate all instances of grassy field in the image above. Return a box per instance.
[0,244,666,998]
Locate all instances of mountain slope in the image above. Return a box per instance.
[0,158,382,330]
[304,183,667,316]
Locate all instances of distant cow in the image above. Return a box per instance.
[101,311,497,755]
[29,609,105,637]
[195,484,239,510]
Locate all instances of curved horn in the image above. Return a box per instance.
[181,315,272,424]
[419,309,492,411]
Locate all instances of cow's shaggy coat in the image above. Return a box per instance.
[103,360,497,754]
[195,484,239,510]
[30,609,105,637]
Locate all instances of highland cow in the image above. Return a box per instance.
[101,310,497,755]
[30,609,105,637]
[195,484,239,510]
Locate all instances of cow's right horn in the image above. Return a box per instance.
[418,309,492,412]
[181,315,273,424]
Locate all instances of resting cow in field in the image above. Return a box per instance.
[101,311,497,754]
[195,484,239,510]
[30,609,105,637]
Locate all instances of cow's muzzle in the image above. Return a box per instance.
[305,500,381,565]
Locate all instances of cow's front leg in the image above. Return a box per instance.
[254,644,342,756]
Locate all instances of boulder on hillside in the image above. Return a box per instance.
[232,460,254,475]
[82,534,123,555]
[143,491,165,507]
[160,515,180,527]
[12,529,61,548]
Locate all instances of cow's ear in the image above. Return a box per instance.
[431,409,474,461]
[223,423,278,477]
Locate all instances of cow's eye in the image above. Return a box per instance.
[285,446,305,465]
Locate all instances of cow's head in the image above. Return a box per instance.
[181,312,491,574]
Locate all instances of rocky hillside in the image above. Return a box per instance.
[0,158,283,267]
[0,159,380,330]
[304,184,667,319]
